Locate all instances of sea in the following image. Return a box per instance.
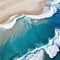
[0,0,60,60]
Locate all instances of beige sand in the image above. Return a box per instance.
[0,0,45,24]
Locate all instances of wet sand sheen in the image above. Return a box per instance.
[0,19,25,47]
[0,0,45,24]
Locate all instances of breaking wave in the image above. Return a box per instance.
[13,28,60,60]
[0,0,60,29]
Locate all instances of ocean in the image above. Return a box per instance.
[0,0,60,60]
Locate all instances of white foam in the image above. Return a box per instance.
[44,28,60,58]
[44,44,59,58]
[25,50,44,60]
[0,15,25,29]
[0,18,16,29]
[26,6,57,19]
[54,29,60,46]
[51,0,60,5]
[15,49,44,60]
[25,0,60,20]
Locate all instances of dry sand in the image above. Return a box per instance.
[0,0,45,24]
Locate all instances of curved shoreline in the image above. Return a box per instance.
[0,0,60,29]
[0,0,45,24]
[0,5,57,29]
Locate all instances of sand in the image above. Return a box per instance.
[0,0,45,24]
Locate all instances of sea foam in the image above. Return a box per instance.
[0,15,25,29]
[14,49,45,60]
[26,0,60,19]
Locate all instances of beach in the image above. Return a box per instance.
[0,0,45,24]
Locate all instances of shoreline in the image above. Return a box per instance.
[0,5,57,29]
[0,0,45,24]
[0,0,59,29]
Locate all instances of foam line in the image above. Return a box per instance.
[0,0,60,29]
[25,0,60,20]
[0,15,25,29]
[54,29,60,46]
[51,0,60,5]
[0,19,16,29]
[15,49,44,60]
[44,44,59,58]
[26,6,57,19]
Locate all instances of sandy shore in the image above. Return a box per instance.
[0,0,45,24]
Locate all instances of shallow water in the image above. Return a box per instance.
[0,17,54,60]
[0,9,60,60]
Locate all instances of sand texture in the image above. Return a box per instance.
[0,0,45,24]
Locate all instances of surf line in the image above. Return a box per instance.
[44,28,60,58]
[0,15,25,29]
[14,28,60,60]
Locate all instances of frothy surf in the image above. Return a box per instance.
[0,15,25,29]
[0,0,60,29]
[13,28,60,60]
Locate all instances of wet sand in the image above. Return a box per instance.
[0,0,45,24]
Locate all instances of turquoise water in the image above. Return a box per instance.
[0,9,60,60]
[44,9,60,60]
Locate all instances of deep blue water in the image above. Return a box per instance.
[0,9,60,60]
